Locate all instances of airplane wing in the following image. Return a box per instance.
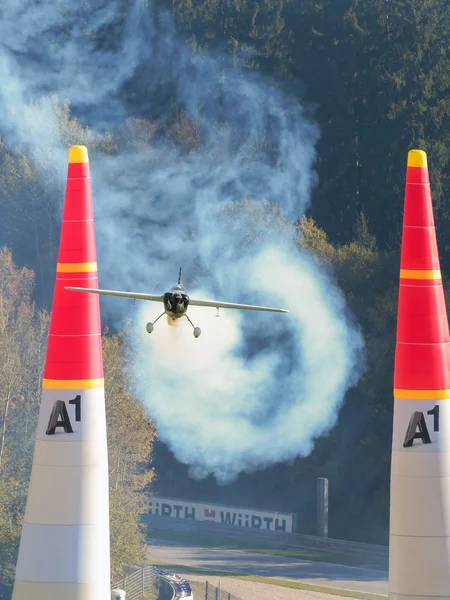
[65,287,164,303]
[188,297,289,313]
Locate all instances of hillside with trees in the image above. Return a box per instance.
[1,3,450,594]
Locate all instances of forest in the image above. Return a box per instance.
[1,0,450,596]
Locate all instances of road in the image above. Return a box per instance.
[147,540,389,596]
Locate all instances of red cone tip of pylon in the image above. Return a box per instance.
[400,148,439,278]
[406,149,429,186]
[394,149,450,398]
[43,145,104,389]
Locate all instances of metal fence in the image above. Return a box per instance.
[188,580,242,600]
[112,565,158,600]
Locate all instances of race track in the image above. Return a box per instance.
[147,540,388,596]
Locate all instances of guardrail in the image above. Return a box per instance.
[144,515,388,563]
[155,568,193,599]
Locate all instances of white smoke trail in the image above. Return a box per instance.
[0,0,365,482]
[133,245,362,483]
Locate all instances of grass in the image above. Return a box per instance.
[147,560,388,600]
[239,548,387,570]
[148,529,388,571]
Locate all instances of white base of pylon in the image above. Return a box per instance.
[12,388,110,600]
[390,448,450,599]
[12,581,110,600]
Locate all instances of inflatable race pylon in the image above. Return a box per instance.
[389,149,450,599]
[12,146,110,600]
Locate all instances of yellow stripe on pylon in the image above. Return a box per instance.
[43,378,104,390]
[400,269,441,280]
[57,262,98,273]
[394,388,450,400]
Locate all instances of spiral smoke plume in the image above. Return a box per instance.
[0,0,364,482]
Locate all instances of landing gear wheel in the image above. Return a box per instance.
[146,322,154,334]
[193,327,202,338]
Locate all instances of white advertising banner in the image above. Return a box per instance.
[149,496,295,533]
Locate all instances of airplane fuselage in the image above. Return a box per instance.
[163,286,190,320]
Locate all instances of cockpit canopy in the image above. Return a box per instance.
[169,283,187,293]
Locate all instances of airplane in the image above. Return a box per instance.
[65,268,289,338]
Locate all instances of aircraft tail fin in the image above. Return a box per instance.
[178,267,182,285]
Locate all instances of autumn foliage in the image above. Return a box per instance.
[0,248,155,596]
